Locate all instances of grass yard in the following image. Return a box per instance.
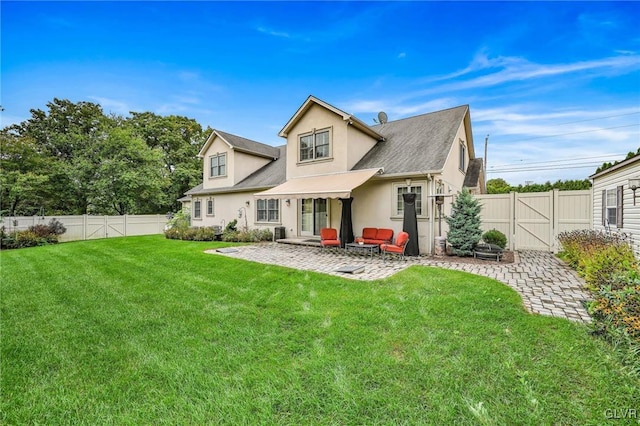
[1,236,638,425]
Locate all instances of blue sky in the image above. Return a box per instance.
[2,1,639,185]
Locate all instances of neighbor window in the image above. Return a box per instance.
[256,199,280,222]
[395,184,423,216]
[210,153,226,177]
[603,187,623,228]
[207,199,214,216]
[193,200,202,219]
[459,141,466,172]
[299,129,330,162]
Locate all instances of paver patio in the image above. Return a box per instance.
[209,243,591,323]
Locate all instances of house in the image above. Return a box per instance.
[181,96,485,253]
[590,153,640,256]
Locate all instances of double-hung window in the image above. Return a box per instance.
[256,199,280,223]
[299,129,330,162]
[193,200,202,219]
[207,198,214,216]
[459,140,466,172]
[603,186,623,228]
[210,153,226,177]
[395,184,424,216]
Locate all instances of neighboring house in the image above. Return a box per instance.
[590,153,640,256]
[181,95,485,253]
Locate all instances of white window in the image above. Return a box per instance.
[459,140,466,172]
[210,153,226,177]
[256,199,280,223]
[604,187,623,228]
[206,199,214,216]
[395,183,424,216]
[193,200,201,219]
[299,129,330,162]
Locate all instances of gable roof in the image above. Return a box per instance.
[278,95,384,141]
[185,146,287,196]
[353,105,470,175]
[197,129,280,159]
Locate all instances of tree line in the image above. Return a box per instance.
[1,98,210,216]
[486,178,592,194]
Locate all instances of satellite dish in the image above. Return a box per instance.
[377,111,388,124]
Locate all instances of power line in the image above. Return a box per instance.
[542,111,640,127]
[489,153,626,169]
[499,123,639,144]
[489,163,603,173]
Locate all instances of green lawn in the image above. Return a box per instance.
[1,236,638,425]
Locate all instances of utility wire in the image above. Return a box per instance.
[490,153,626,169]
[540,111,640,127]
[498,123,639,144]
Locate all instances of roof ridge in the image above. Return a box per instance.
[371,104,469,128]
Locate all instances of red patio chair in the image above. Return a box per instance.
[380,231,409,260]
[320,227,341,250]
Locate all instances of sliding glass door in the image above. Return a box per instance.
[300,199,328,236]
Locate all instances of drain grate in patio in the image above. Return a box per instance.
[335,265,365,274]
[216,248,239,253]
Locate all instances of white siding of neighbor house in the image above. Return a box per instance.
[592,159,640,256]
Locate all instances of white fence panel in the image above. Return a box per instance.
[1,214,168,243]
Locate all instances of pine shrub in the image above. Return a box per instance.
[445,188,482,256]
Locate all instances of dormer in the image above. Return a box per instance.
[198,130,279,189]
[278,96,384,179]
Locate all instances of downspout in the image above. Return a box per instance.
[426,173,434,254]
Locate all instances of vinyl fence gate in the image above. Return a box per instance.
[476,190,592,252]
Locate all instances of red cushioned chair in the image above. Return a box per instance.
[320,228,341,250]
[380,231,410,260]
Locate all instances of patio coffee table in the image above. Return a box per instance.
[345,242,380,259]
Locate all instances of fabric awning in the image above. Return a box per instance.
[254,168,381,199]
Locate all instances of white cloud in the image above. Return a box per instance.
[257,26,290,38]
[397,52,406,59]
[88,96,132,115]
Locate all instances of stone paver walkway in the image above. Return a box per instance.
[208,243,591,323]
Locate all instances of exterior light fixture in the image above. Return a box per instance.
[285,199,291,207]
[245,200,250,207]
[629,178,640,206]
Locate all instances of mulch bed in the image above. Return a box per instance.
[427,250,515,264]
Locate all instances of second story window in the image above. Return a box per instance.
[210,153,226,177]
[459,140,466,172]
[299,129,330,162]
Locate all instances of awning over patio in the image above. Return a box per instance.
[254,168,382,199]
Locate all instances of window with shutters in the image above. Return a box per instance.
[603,186,623,228]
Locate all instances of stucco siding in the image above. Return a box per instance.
[592,159,640,256]
[346,125,378,171]
[201,135,234,189]
[191,191,296,237]
[286,103,349,178]
[233,151,272,183]
[439,122,469,194]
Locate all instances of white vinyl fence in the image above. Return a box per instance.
[1,215,168,242]
[476,190,592,252]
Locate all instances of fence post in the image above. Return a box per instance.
[124,214,128,237]
[82,215,87,240]
[552,189,559,253]
[509,192,516,251]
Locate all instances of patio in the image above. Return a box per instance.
[208,242,592,323]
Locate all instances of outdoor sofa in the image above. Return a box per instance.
[355,227,394,246]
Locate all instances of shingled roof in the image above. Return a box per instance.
[198,129,280,159]
[185,146,287,196]
[353,105,469,174]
